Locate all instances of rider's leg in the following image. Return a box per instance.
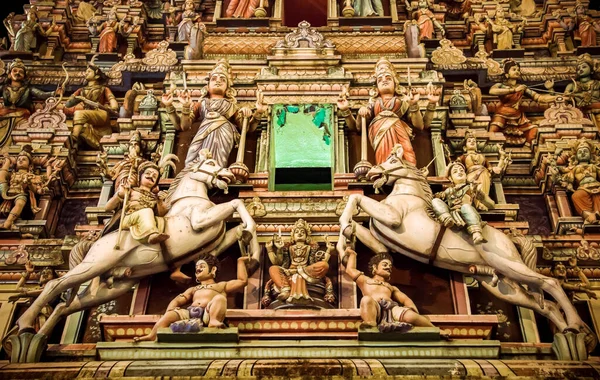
[461,204,486,244]
[431,198,454,227]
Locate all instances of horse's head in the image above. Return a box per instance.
[188,150,235,192]
[367,144,407,190]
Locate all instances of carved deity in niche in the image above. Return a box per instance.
[489,59,557,146]
[163,59,267,167]
[225,0,261,18]
[557,1,600,48]
[565,53,600,125]
[3,6,54,53]
[262,219,335,307]
[176,0,200,42]
[353,0,384,17]
[413,0,445,39]
[485,6,522,50]
[337,57,438,165]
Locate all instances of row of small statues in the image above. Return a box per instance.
[3,0,599,54]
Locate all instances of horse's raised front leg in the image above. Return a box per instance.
[476,275,568,332]
[340,194,402,234]
[17,258,119,333]
[38,279,137,337]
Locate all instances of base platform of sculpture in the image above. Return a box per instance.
[216,18,270,28]
[358,326,441,342]
[157,327,239,343]
[492,49,525,59]
[338,16,392,27]
[85,53,120,62]
[576,46,600,56]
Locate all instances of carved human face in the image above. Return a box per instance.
[195,260,216,281]
[208,73,227,96]
[293,227,307,243]
[85,67,97,82]
[553,263,567,278]
[465,137,477,152]
[140,167,159,188]
[373,259,393,280]
[39,268,54,284]
[506,64,521,80]
[376,73,396,95]
[577,62,592,79]
[128,142,141,158]
[450,164,467,184]
[9,67,26,82]
[16,154,31,170]
[577,145,591,163]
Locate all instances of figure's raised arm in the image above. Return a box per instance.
[337,86,358,132]
[344,248,365,286]
[224,256,249,293]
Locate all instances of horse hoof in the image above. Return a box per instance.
[17,327,36,336]
[240,230,252,245]
[563,327,581,334]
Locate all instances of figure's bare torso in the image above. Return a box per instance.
[191,282,227,308]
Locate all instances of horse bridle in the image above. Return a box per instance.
[192,159,226,187]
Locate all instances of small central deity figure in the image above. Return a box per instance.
[163,59,267,167]
[262,219,335,306]
[337,57,437,166]
[353,0,384,17]
[3,6,54,53]
[176,0,201,42]
[413,0,445,40]
[485,6,520,50]
[225,0,261,18]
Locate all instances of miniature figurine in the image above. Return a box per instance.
[343,248,435,332]
[133,254,250,342]
[485,6,522,50]
[553,257,597,302]
[353,0,384,17]
[74,0,98,25]
[9,260,55,303]
[262,219,335,305]
[88,7,138,53]
[3,6,55,53]
[489,59,557,146]
[104,161,170,245]
[163,59,267,167]
[551,138,600,224]
[442,0,471,21]
[565,53,600,125]
[413,0,445,39]
[557,1,600,48]
[176,0,200,42]
[225,0,261,18]
[432,161,495,244]
[457,130,510,207]
[97,131,145,193]
[65,59,119,150]
[337,57,438,165]
[0,59,60,120]
[0,145,63,230]
[463,79,487,116]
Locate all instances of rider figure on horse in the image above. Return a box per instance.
[432,161,495,244]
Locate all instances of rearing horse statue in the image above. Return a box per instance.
[10,155,260,360]
[338,144,595,353]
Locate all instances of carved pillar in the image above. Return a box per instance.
[60,283,90,344]
[450,273,470,314]
[493,179,506,204]
[160,115,177,178]
[126,36,138,55]
[555,188,573,217]
[90,36,100,53]
[430,124,446,177]
[244,248,264,309]
[517,307,540,343]
[214,0,223,21]
[271,0,283,26]
[130,278,151,315]
[390,0,399,22]
[327,0,339,26]
[42,34,60,60]
[98,180,114,207]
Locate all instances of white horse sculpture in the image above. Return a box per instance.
[338,145,592,346]
[14,155,260,341]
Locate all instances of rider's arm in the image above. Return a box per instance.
[224,257,249,293]
[65,88,83,108]
[392,286,418,313]
[166,287,194,312]
[104,187,125,211]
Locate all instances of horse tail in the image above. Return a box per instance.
[509,230,537,272]
[69,238,94,269]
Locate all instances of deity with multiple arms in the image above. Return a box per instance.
[0,145,64,230]
[134,254,250,342]
[263,219,335,305]
[337,57,438,166]
[163,59,267,167]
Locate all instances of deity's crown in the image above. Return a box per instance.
[138,160,160,177]
[8,59,27,74]
[464,129,476,141]
[18,144,34,163]
[292,218,312,236]
[207,59,233,86]
[374,57,397,80]
[574,138,594,154]
[577,53,596,71]
[129,130,142,145]
[445,160,466,180]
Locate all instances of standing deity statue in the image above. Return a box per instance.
[0,145,63,229]
[163,59,267,167]
[3,6,55,53]
[485,6,522,50]
[176,0,200,42]
[353,0,384,17]
[565,53,600,125]
[97,131,145,194]
[134,254,250,342]
[343,249,435,332]
[457,130,510,206]
[489,59,557,146]
[551,139,600,224]
[65,60,119,150]
[263,219,335,305]
[337,57,438,166]
[88,7,138,53]
[413,0,445,39]
[225,0,261,18]
[432,161,495,244]
[557,1,600,48]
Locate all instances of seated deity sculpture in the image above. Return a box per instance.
[432,161,495,244]
[557,2,600,48]
[565,53,600,126]
[134,254,250,342]
[261,219,335,307]
[344,248,435,332]
[551,138,600,225]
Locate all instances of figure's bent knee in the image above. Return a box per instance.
[360,296,377,308]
